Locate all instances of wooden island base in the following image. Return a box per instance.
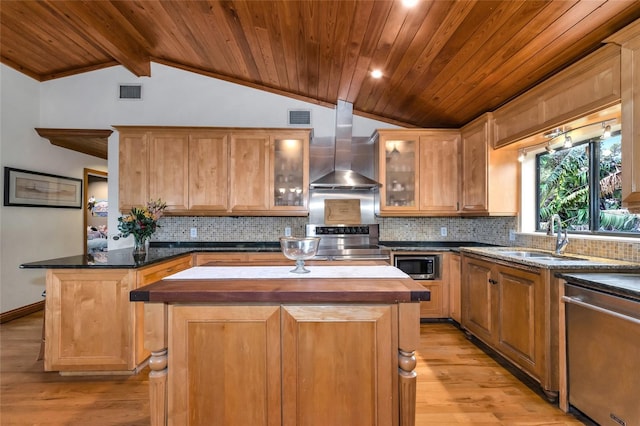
[132,265,429,426]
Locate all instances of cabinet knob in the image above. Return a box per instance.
[488,278,498,285]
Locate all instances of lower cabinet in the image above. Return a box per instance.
[44,255,192,372]
[168,304,396,426]
[417,281,446,318]
[194,251,287,265]
[392,252,450,319]
[461,255,546,387]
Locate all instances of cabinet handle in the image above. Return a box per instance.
[488,278,498,285]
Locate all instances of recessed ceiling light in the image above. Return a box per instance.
[402,0,419,7]
[371,69,383,79]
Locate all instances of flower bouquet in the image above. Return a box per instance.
[118,199,167,259]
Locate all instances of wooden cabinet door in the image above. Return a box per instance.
[449,253,461,323]
[188,132,229,212]
[118,130,149,211]
[461,257,495,343]
[419,131,460,213]
[45,269,136,372]
[281,305,396,426]
[495,265,544,378]
[418,281,445,318]
[270,132,310,213]
[608,24,640,212]
[377,130,421,214]
[168,305,282,426]
[460,119,489,213]
[149,131,189,211]
[229,132,270,212]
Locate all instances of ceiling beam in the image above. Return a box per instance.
[43,1,151,77]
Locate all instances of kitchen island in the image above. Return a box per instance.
[130,264,429,426]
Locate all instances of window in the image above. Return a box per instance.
[536,131,640,235]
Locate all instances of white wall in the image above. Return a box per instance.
[0,64,107,312]
[40,62,397,250]
[2,62,396,311]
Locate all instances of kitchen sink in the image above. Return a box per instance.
[498,250,585,261]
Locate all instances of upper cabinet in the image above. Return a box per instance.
[376,129,460,216]
[377,130,420,215]
[606,20,640,213]
[148,131,190,212]
[116,126,310,216]
[188,131,230,212]
[492,44,621,149]
[419,131,460,214]
[271,133,308,211]
[460,114,518,216]
[119,129,149,211]
[228,131,271,212]
[376,125,516,217]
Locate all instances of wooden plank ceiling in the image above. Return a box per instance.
[2,0,640,128]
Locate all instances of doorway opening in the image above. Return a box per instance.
[84,168,108,255]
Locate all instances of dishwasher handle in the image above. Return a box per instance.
[562,295,640,326]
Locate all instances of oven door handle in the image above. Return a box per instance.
[562,296,640,326]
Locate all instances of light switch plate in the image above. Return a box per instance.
[440,227,447,237]
[190,227,197,238]
[284,227,292,237]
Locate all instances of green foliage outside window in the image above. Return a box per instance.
[537,133,640,234]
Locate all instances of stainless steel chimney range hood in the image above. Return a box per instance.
[309,100,381,190]
[310,169,380,190]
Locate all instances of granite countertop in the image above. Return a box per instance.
[460,246,640,271]
[558,272,640,301]
[20,241,494,269]
[380,241,497,252]
[20,242,282,269]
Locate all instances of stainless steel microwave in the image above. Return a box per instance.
[393,254,441,280]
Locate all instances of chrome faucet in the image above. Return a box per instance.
[547,214,569,254]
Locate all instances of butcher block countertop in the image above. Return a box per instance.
[130,265,430,304]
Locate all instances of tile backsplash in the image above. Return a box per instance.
[514,233,640,263]
[154,215,639,262]
[154,215,518,245]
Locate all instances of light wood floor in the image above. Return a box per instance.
[0,312,585,425]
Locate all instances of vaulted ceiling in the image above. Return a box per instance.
[2,0,640,128]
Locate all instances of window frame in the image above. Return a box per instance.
[535,130,638,237]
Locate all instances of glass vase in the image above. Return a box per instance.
[132,235,148,262]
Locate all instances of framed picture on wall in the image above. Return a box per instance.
[4,167,83,208]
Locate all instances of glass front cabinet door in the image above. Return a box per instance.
[377,130,420,214]
[270,131,310,214]
[377,129,461,216]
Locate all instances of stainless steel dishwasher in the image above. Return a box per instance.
[563,283,640,426]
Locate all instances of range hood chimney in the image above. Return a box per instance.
[309,100,381,190]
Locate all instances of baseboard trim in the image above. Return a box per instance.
[0,300,45,324]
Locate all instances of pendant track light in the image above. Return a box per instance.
[563,134,573,148]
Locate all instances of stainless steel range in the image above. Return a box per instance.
[305,223,389,261]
